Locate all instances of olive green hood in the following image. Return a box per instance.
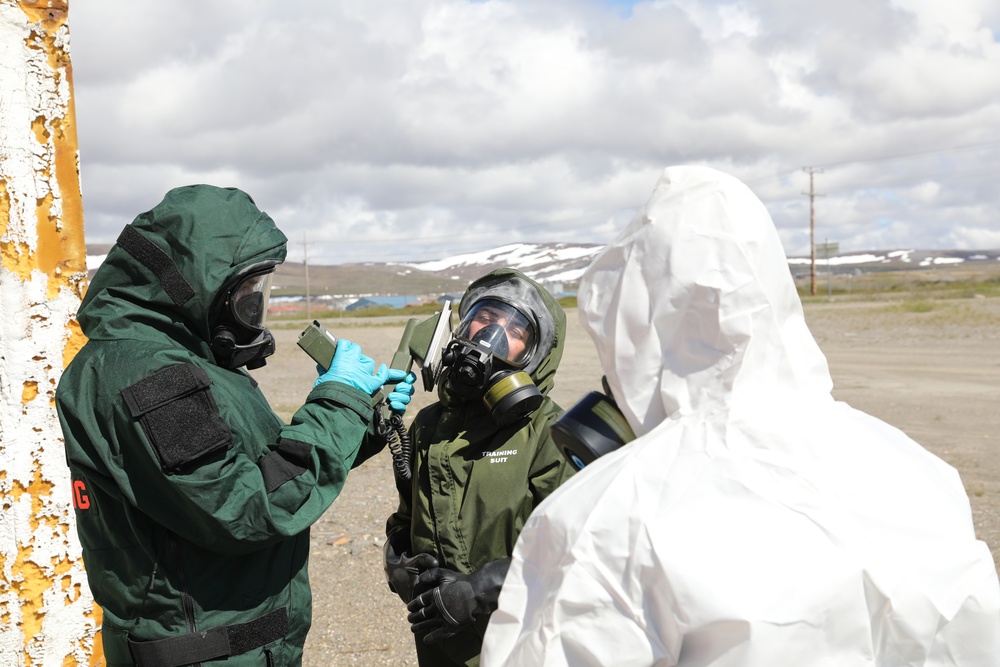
[79,185,287,358]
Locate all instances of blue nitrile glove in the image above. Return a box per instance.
[387,372,417,414]
[315,339,402,395]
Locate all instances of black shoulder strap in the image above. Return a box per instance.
[116,225,196,306]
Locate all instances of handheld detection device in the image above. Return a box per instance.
[296,320,338,370]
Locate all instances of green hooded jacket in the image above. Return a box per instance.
[385,268,575,666]
[56,186,378,666]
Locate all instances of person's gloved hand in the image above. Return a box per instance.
[387,372,417,414]
[315,339,406,394]
[406,558,511,643]
[383,534,439,604]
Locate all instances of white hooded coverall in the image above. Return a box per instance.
[480,166,1000,666]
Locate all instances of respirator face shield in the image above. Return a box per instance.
[229,270,274,330]
[454,299,536,368]
[210,263,278,370]
[442,298,543,425]
[551,381,636,471]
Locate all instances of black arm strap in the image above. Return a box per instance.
[127,607,288,666]
[258,438,312,493]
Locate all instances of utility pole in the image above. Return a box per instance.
[827,238,832,299]
[802,167,824,296]
[0,1,103,663]
[302,232,311,320]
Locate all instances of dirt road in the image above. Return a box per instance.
[250,296,1000,665]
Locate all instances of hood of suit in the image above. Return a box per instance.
[78,185,288,358]
[578,165,832,437]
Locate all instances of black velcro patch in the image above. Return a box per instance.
[258,438,313,493]
[122,364,232,472]
[116,225,196,306]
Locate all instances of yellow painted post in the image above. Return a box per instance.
[1,1,103,664]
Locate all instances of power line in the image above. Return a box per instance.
[808,137,1000,170]
[744,137,1000,186]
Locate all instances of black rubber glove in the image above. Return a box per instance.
[383,534,439,604]
[406,558,511,643]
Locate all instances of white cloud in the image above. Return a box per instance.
[67,0,1000,263]
[948,225,1000,249]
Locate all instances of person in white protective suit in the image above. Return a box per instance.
[480,165,1000,667]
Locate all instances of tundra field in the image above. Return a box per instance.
[249,292,1000,665]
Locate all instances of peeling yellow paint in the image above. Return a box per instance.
[49,18,88,283]
[12,8,89,296]
[0,178,22,272]
[35,187,58,277]
[41,512,60,532]
[1,237,34,276]
[51,119,87,270]
[84,606,105,667]
[33,118,88,296]
[63,316,87,367]
[9,468,57,532]
[12,552,46,647]
[5,3,104,663]
[52,553,73,576]
[31,114,50,144]
[22,380,40,403]
[0,179,9,235]
[18,1,68,29]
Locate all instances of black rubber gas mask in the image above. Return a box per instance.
[440,299,543,426]
[551,377,636,470]
[210,263,277,370]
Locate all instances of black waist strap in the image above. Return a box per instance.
[128,608,288,667]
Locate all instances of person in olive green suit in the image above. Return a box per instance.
[56,185,414,666]
[384,268,575,666]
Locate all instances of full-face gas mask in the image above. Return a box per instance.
[551,377,636,470]
[440,298,543,426]
[210,262,278,370]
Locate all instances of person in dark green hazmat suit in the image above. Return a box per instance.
[383,268,575,666]
[55,185,415,666]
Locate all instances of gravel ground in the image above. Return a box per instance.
[249,297,1000,665]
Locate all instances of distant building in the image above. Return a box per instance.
[346,295,422,312]
[438,294,463,305]
[541,281,564,296]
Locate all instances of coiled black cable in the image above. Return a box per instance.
[377,407,412,481]
[387,412,412,481]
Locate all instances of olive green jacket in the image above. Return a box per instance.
[57,186,378,666]
[386,269,575,665]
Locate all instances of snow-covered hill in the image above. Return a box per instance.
[397,242,605,285]
[85,243,1000,298]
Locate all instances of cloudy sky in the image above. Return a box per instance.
[68,0,1000,265]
